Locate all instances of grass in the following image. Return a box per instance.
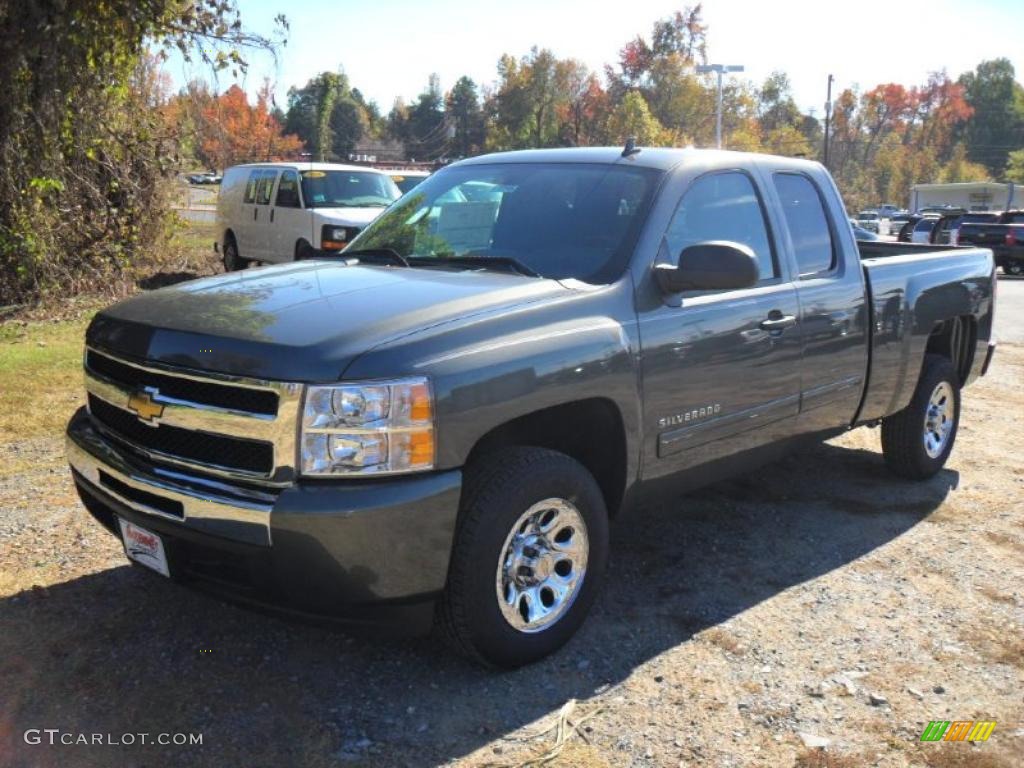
[0,219,219,451]
[0,313,93,446]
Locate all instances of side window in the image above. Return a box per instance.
[256,169,278,205]
[665,171,777,281]
[772,173,836,277]
[243,170,259,204]
[275,170,301,208]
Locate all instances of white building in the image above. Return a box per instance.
[910,182,1019,213]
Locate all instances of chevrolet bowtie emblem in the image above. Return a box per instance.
[127,390,164,423]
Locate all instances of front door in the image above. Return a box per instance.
[639,170,803,480]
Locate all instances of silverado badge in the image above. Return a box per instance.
[127,389,164,424]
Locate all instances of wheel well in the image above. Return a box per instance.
[465,399,628,517]
[925,315,975,384]
[223,229,236,247]
[295,238,310,257]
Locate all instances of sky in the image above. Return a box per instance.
[165,0,1024,117]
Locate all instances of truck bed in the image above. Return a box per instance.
[856,245,995,424]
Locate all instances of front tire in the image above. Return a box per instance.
[881,354,960,480]
[438,447,608,668]
[222,237,247,272]
[1005,261,1023,277]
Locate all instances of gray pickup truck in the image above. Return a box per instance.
[67,147,997,667]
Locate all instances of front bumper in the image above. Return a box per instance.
[66,408,462,632]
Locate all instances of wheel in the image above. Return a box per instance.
[1005,261,1023,276]
[438,447,608,668]
[294,240,317,261]
[881,354,960,480]
[222,237,247,272]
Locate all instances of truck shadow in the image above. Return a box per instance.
[1,440,957,767]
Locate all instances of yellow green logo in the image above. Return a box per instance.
[920,721,995,742]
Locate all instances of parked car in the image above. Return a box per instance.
[389,170,431,195]
[956,210,1024,275]
[910,215,939,243]
[856,210,882,233]
[215,162,401,270]
[876,203,902,220]
[887,212,913,236]
[948,212,1000,246]
[849,218,880,241]
[68,147,996,668]
[188,172,221,185]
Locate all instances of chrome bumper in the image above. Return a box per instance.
[67,409,276,546]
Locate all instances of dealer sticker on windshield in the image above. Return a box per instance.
[118,519,170,577]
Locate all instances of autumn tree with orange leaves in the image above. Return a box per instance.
[194,84,303,170]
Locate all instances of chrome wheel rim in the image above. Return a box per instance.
[495,498,589,634]
[923,381,954,459]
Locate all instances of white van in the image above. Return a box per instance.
[215,162,401,270]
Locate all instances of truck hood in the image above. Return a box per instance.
[86,261,568,381]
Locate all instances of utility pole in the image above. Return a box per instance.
[696,63,745,149]
[823,74,834,170]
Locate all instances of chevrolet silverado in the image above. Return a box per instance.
[67,147,997,667]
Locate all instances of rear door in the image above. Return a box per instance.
[249,168,280,261]
[234,169,262,257]
[268,169,309,261]
[639,170,803,480]
[766,171,869,435]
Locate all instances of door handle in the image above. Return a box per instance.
[253,208,258,221]
[759,312,797,332]
[270,209,275,223]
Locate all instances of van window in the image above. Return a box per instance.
[275,170,301,208]
[256,169,278,205]
[243,171,259,204]
[772,173,836,277]
[665,171,777,281]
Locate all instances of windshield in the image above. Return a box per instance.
[347,162,663,284]
[300,170,400,208]
[391,174,429,194]
[857,212,878,220]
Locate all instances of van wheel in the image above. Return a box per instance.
[881,354,960,480]
[222,237,247,272]
[295,240,316,261]
[1006,261,1023,276]
[438,447,608,668]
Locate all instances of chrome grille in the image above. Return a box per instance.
[84,347,303,486]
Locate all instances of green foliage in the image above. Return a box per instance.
[1005,149,1024,183]
[957,58,1024,175]
[0,0,285,306]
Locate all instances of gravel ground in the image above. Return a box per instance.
[1,281,1022,768]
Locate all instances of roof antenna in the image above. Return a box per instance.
[622,136,641,157]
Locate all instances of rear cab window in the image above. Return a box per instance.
[772,173,836,277]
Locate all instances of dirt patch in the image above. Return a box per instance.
[1,342,1022,767]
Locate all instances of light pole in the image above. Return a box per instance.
[696,63,745,149]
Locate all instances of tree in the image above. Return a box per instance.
[957,59,1024,175]
[0,0,287,305]
[200,84,303,169]
[404,74,447,160]
[1007,149,1024,183]
[446,77,485,157]
[605,91,671,146]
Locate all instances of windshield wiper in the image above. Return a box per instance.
[407,254,539,277]
[341,248,409,267]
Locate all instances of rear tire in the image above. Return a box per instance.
[222,236,247,272]
[438,447,608,668]
[1006,261,1023,276]
[881,354,960,480]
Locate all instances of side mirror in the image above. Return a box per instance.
[654,241,760,294]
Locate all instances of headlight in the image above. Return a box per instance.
[321,225,352,249]
[300,377,434,476]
